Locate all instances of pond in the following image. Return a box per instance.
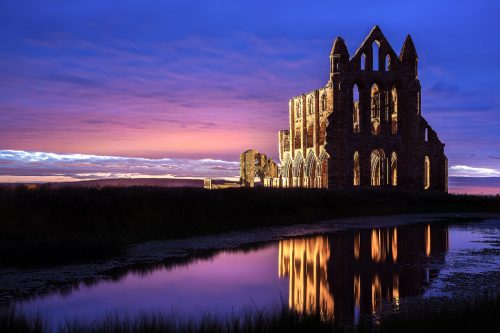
[12,218,500,329]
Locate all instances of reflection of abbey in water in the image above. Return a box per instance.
[278,224,448,321]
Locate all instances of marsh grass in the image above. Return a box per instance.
[1,295,499,333]
[1,186,499,267]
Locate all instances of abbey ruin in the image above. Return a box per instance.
[241,26,447,191]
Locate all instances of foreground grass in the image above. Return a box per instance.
[0,186,499,267]
[1,295,499,333]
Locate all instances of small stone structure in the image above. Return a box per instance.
[241,26,447,191]
[240,149,279,187]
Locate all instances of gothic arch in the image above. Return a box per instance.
[306,124,314,148]
[384,54,391,71]
[353,84,360,133]
[305,151,318,188]
[320,93,327,112]
[391,86,398,135]
[353,151,360,186]
[307,97,314,115]
[372,40,380,71]
[424,156,430,190]
[371,83,381,135]
[318,150,329,188]
[390,152,397,186]
[294,152,305,188]
[282,155,293,188]
[371,149,386,186]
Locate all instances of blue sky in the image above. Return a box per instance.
[0,0,499,183]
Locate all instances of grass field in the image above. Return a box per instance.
[1,186,499,267]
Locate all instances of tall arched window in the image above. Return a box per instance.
[424,156,430,189]
[390,152,397,186]
[321,94,327,112]
[295,101,301,118]
[424,128,429,142]
[286,162,293,188]
[371,150,381,186]
[353,84,360,133]
[371,84,381,135]
[354,151,360,186]
[320,158,328,188]
[361,54,366,71]
[385,54,391,71]
[297,160,305,188]
[319,121,326,146]
[391,86,398,135]
[372,41,380,71]
[294,128,301,149]
[307,155,317,188]
[307,97,313,115]
[306,124,314,148]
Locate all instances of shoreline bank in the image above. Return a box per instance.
[1,211,499,304]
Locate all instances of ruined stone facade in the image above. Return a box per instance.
[240,149,279,187]
[275,26,447,191]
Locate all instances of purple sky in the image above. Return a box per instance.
[1,1,499,186]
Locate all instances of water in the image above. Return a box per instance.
[12,219,500,328]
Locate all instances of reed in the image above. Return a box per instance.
[1,186,499,267]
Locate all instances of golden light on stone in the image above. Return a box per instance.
[278,236,334,316]
[391,227,398,262]
[425,224,431,256]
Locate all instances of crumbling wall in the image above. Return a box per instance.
[240,149,279,187]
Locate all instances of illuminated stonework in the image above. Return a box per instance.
[252,26,448,191]
[240,149,279,187]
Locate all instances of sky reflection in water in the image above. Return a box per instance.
[17,220,500,328]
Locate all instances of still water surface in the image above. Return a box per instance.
[16,219,500,328]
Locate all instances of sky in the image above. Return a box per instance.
[1,0,500,189]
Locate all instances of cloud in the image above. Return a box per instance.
[0,150,240,182]
[449,165,500,177]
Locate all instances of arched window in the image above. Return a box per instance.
[319,121,326,145]
[294,128,301,149]
[307,155,317,188]
[424,128,429,142]
[306,124,314,148]
[354,151,360,186]
[371,84,381,135]
[385,54,391,71]
[371,150,381,186]
[307,98,313,115]
[391,152,397,186]
[296,101,302,118]
[361,54,366,71]
[391,86,398,135]
[372,41,380,71]
[321,94,327,112]
[320,157,328,188]
[424,156,430,189]
[353,84,360,133]
[333,58,339,72]
[296,159,305,188]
